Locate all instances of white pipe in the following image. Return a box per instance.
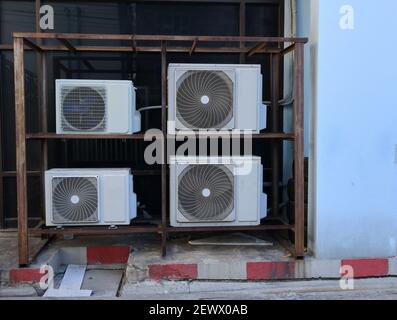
[137,105,166,112]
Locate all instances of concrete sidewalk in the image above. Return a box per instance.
[121,278,397,300]
[2,278,397,299]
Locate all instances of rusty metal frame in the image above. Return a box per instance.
[12,32,307,266]
[0,55,4,229]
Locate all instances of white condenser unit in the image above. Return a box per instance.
[56,79,141,134]
[170,156,267,227]
[168,64,266,133]
[45,168,137,226]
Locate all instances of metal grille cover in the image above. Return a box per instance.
[178,164,234,221]
[61,86,106,131]
[176,70,233,129]
[52,176,99,223]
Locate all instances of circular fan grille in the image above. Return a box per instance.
[176,70,233,129]
[178,165,234,221]
[52,177,98,223]
[62,87,106,131]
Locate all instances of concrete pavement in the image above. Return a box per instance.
[1,277,397,299]
[121,278,397,300]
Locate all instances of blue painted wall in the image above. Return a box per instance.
[298,0,397,258]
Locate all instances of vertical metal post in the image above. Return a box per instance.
[239,0,246,64]
[161,41,167,257]
[0,0,3,229]
[36,0,48,231]
[271,53,280,217]
[14,36,29,266]
[40,52,48,226]
[0,55,4,228]
[293,43,305,258]
[35,0,41,29]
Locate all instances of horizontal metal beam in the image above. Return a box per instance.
[0,170,162,177]
[166,224,294,233]
[13,32,308,44]
[0,171,41,177]
[169,133,295,140]
[29,225,161,236]
[29,224,293,235]
[26,133,150,139]
[44,0,281,3]
[1,44,281,54]
[26,132,295,140]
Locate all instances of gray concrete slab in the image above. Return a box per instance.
[0,285,38,297]
[61,247,87,265]
[81,269,124,297]
[189,233,273,246]
[46,268,124,298]
[121,280,190,296]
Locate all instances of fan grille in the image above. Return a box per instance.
[61,86,106,131]
[176,70,233,129]
[52,177,99,223]
[178,164,234,221]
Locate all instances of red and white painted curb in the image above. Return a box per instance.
[144,261,295,281]
[144,257,397,281]
[148,264,198,281]
[86,246,130,265]
[8,268,43,284]
[5,245,397,284]
[6,245,130,285]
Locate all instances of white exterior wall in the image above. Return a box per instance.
[297,0,397,258]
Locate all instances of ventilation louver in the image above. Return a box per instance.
[178,164,234,221]
[176,70,233,129]
[61,86,106,132]
[52,176,99,223]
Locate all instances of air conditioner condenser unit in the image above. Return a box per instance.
[170,156,267,227]
[45,168,137,226]
[56,79,141,134]
[168,64,267,133]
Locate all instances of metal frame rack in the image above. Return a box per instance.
[12,32,307,266]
